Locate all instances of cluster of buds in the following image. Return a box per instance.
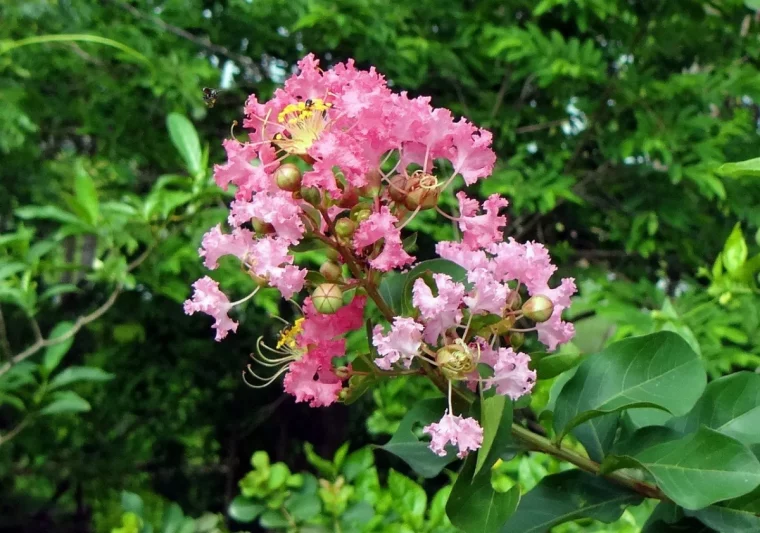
[185,55,576,459]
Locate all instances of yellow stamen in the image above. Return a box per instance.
[273,98,333,155]
[276,317,305,349]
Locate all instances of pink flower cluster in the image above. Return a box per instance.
[186,54,576,461]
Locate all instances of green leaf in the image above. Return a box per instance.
[121,491,144,517]
[378,271,407,314]
[604,427,760,510]
[303,441,336,478]
[40,284,80,301]
[502,470,642,533]
[342,447,374,482]
[533,350,582,380]
[475,395,513,476]
[74,164,99,224]
[49,366,115,390]
[447,454,520,533]
[40,390,91,415]
[686,504,760,532]
[379,398,456,478]
[42,321,76,373]
[286,493,321,521]
[668,372,760,446]
[717,157,760,179]
[15,205,90,228]
[722,224,748,274]
[259,510,290,529]
[553,332,705,444]
[167,113,202,176]
[0,392,25,411]
[0,261,26,281]
[161,503,185,533]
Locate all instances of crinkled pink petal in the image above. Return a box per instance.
[308,130,370,190]
[423,412,483,459]
[488,239,557,293]
[485,348,536,400]
[249,237,294,278]
[412,273,465,344]
[283,349,343,408]
[299,296,367,345]
[229,191,305,243]
[372,318,423,370]
[536,310,576,352]
[183,277,238,341]
[464,268,508,315]
[269,265,307,301]
[302,161,341,198]
[448,123,496,184]
[457,192,508,250]
[200,225,255,269]
[436,241,490,271]
[369,238,414,272]
[354,206,398,249]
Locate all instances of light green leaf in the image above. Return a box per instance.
[501,470,642,532]
[447,454,520,533]
[604,427,760,510]
[717,157,760,178]
[40,390,91,415]
[227,496,264,523]
[379,398,456,478]
[49,366,114,390]
[15,205,89,228]
[668,372,760,445]
[74,164,99,224]
[0,262,26,281]
[121,491,144,517]
[161,503,185,533]
[687,503,760,533]
[167,113,202,177]
[553,332,705,444]
[722,223,748,274]
[42,321,76,373]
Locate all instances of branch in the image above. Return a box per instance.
[0,306,11,359]
[108,0,262,76]
[515,119,568,134]
[0,418,30,447]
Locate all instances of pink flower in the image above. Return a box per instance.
[436,241,490,271]
[448,122,497,185]
[485,348,536,400]
[247,237,306,299]
[213,140,275,199]
[183,277,238,341]
[372,317,424,370]
[353,206,398,249]
[423,412,483,458]
[536,313,576,352]
[307,130,370,190]
[412,274,465,344]
[369,238,414,272]
[269,265,308,301]
[489,239,557,294]
[283,341,345,407]
[464,268,508,316]
[457,192,508,250]
[299,296,367,345]
[229,191,305,244]
[200,225,255,269]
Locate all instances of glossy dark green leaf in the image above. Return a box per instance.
[42,321,76,374]
[553,332,705,443]
[604,427,760,510]
[668,372,760,445]
[687,504,760,532]
[475,395,513,476]
[533,350,582,380]
[447,454,520,533]
[227,496,264,523]
[379,398,456,478]
[502,470,642,533]
[401,259,469,314]
[378,271,407,314]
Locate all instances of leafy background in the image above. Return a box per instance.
[1,0,760,531]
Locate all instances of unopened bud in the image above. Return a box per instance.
[300,186,321,206]
[338,389,349,402]
[334,366,351,380]
[252,218,275,235]
[312,283,344,314]
[522,295,554,323]
[359,169,382,198]
[388,174,408,203]
[319,261,342,282]
[350,205,372,224]
[338,187,359,208]
[505,291,522,311]
[325,248,341,262]
[334,218,356,238]
[275,163,302,192]
[436,341,476,380]
[508,332,525,349]
[403,171,440,210]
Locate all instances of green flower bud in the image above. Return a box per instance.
[350,205,372,224]
[300,186,321,206]
[359,169,382,198]
[325,248,341,262]
[312,283,344,314]
[508,331,525,349]
[522,295,554,323]
[275,163,302,192]
[334,217,356,238]
[436,341,476,380]
[319,261,343,282]
[505,290,522,311]
[334,366,351,379]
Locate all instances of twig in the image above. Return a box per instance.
[0,418,30,447]
[108,0,262,76]
[515,119,568,134]
[490,66,511,119]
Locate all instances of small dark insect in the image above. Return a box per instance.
[304,98,313,108]
[203,87,219,108]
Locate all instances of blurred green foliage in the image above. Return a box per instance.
[1,0,760,531]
